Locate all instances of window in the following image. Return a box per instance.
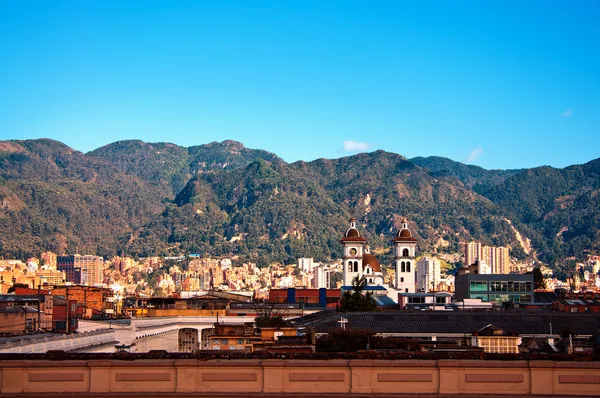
[401,277,404,283]
[403,248,409,257]
[470,281,487,292]
[405,288,409,293]
[401,262,405,272]
[353,261,359,272]
[409,296,425,304]
[477,337,519,354]
[222,339,228,345]
[406,262,411,272]
[237,339,244,345]
[436,296,446,304]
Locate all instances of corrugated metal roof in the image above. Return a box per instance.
[293,311,600,336]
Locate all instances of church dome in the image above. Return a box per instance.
[341,218,366,242]
[346,228,360,238]
[393,219,417,243]
[362,253,381,273]
[399,228,412,238]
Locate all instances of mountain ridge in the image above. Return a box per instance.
[1,138,599,274]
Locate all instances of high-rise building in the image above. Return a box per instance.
[57,255,104,285]
[77,255,104,286]
[464,242,482,266]
[57,256,82,284]
[464,242,511,274]
[313,264,331,289]
[416,256,441,292]
[298,258,315,273]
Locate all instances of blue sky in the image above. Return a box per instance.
[0,1,598,170]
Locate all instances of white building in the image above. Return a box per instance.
[477,260,492,275]
[313,264,331,289]
[297,257,315,273]
[416,256,441,293]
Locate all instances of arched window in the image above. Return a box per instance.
[403,248,409,257]
[406,261,411,272]
[401,261,405,273]
[369,278,373,283]
[354,261,359,272]
[366,268,370,274]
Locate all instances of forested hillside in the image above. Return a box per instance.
[0,138,598,273]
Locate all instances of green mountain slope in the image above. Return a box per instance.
[1,138,599,272]
[87,139,281,194]
[410,156,520,193]
[481,159,600,269]
[126,152,516,265]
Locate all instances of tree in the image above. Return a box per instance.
[338,276,377,312]
[532,267,547,290]
[316,329,375,352]
[254,300,290,328]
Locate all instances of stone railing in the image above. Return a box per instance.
[1,359,599,396]
[0,330,115,354]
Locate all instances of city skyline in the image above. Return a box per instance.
[1,1,599,170]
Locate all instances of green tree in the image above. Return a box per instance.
[338,276,377,312]
[532,267,547,290]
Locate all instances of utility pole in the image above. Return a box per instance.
[37,283,41,332]
[65,286,69,334]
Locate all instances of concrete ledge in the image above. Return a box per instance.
[1,359,599,395]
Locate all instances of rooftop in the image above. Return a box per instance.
[292,311,600,336]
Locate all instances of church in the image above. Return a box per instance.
[340,217,418,298]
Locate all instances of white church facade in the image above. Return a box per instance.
[340,217,418,299]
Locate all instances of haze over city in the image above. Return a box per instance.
[1,1,599,169]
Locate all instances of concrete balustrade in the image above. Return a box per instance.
[1,358,599,396]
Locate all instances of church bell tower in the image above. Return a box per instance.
[393,218,417,293]
[340,218,366,286]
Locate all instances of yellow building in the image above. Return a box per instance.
[75,255,104,286]
[35,269,66,287]
[474,325,521,354]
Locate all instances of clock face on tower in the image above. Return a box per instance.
[349,248,357,256]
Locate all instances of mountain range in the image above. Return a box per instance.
[1,138,599,277]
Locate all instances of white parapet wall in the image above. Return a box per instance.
[0,329,116,354]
